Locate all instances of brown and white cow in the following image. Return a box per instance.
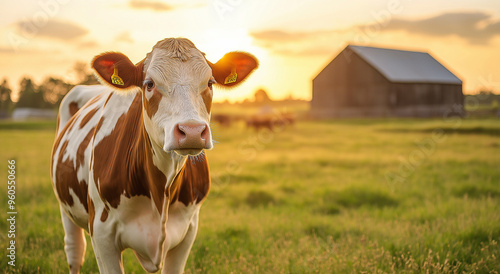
[50,38,257,273]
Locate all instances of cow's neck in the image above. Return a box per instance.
[129,94,187,214]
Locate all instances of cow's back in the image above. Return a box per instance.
[56,85,108,133]
[51,85,111,229]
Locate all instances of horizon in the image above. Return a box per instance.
[1,0,500,103]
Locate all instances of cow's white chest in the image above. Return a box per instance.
[165,201,201,250]
[98,194,201,268]
[114,196,163,257]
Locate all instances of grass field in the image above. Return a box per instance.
[0,117,499,273]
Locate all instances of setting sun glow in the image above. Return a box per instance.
[197,28,260,63]
[0,0,499,103]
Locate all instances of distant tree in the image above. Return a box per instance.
[254,89,272,104]
[467,90,499,106]
[16,77,45,109]
[39,77,74,107]
[73,61,99,85]
[0,78,13,113]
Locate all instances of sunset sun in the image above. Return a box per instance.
[197,28,265,64]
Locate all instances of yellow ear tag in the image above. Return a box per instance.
[111,66,124,86]
[224,68,237,84]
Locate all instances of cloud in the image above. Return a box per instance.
[382,11,500,44]
[250,11,500,57]
[250,29,342,56]
[250,29,337,42]
[0,46,60,54]
[0,47,16,53]
[128,0,172,11]
[271,47,334,56]
[16,19,88,40]
[114,31,134,43]
[77,40,100,49]
[252,11,500,46]
[127,0,206,12]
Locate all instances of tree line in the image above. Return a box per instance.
[0,62,99,116]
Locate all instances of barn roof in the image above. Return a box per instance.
[348,45,462,85]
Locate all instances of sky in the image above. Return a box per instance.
[1,0,500,102]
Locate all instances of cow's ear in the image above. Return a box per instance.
[92,52,143,93]
[208,52,258,88]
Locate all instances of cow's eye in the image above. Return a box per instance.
[143,79,155,91]
[208,78,216,89]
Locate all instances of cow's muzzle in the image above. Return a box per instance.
[171,122,212,156]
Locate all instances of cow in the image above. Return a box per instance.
[50,38,257,273]
[246,116,274,131]
[211,114,232,127]
[245,112,295,132]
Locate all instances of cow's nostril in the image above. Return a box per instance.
[174,124,187,144]
[200,126,209,141]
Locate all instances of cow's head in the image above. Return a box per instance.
[92,38,258,156]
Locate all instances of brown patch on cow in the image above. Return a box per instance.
[100,206,109,222]
[80,108,99,129]
[101,92,114,109]
[69,102,79,116]
[64,111,82,133]
[90,116,105,167]
[75,126,96,169]
[93,93,167,213]
[52,114,74,179]
[201,87,212,114]
[54,140,89,211]
[169,153,210,206]
[88,93,104,105]
[144,89,162,118]
[51,114,89,212]
[88,198,95,236]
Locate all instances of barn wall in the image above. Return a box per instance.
[311,47,393,118]
[346,49,392,108]
[312,49,350,109]
[392,83,463,106]
[390,83,463,117]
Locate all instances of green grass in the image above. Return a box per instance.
[1,118,499,273]
[323,187,399,209]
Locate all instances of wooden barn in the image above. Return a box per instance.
[311,45,464,118]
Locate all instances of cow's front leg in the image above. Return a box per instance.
[91,220,124,273]
[60,207,86,274]
[162,210,199,274]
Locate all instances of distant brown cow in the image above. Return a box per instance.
[246,116,274,131]
[280,112,296,126]
[212,114,232,127]
[246,113,295,131]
